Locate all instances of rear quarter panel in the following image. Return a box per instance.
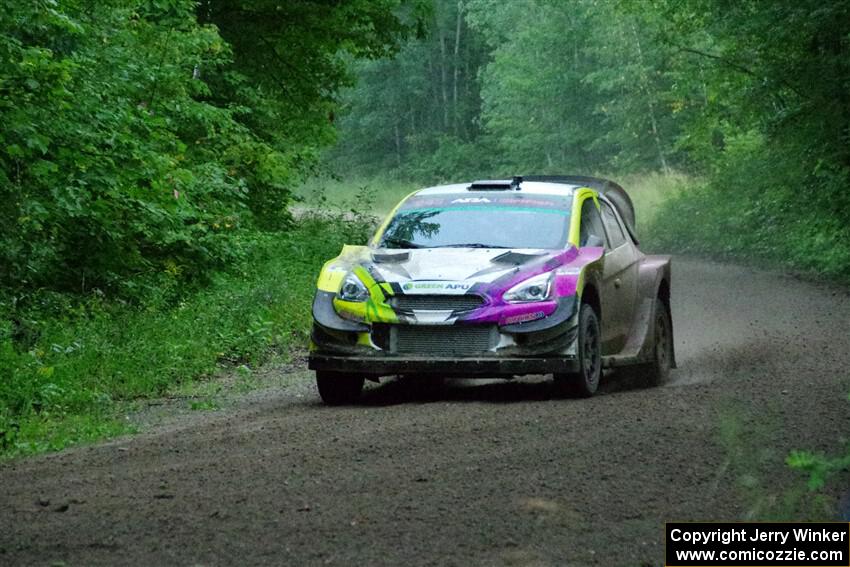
[626,253,675,366]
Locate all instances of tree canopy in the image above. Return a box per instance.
[0,0,421,299]
[3,0,850,297]
[329,0,850,276]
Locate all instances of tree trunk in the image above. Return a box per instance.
[394,122,402,167]
[630,22,670,174]
[439,29,449,131]
[427,55,439,131]
[452,1,463,136]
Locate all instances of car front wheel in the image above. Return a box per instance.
[554,302,602,397]
[316,371,365,405]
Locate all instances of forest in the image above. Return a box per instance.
[1,0,848,486]
[331,0,850,277]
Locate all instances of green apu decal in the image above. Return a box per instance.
[402,282,472,291]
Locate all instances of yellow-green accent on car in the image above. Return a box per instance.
[568,187,600,247]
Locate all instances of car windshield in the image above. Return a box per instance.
[378,193,571,249]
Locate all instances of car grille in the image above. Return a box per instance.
[392,325,495,356]
[389,294,485,312]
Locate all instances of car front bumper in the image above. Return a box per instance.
[308,353,579,378]
[309,290,579,378]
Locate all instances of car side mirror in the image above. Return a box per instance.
[585,234,604,247]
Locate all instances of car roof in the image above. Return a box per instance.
[414,181,580,198]
[412,176,638,243]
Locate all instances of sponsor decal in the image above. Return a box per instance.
[400,195,570,210]
[401,281,473,294]
[451,197,491,204]
[403,282,470,291]
[504,311,545,325]
[557,267,582,275]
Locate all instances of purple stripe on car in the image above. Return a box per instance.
[458,246,604,325]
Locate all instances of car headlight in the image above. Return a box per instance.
[503,272,553,303]
[337,272,369,302]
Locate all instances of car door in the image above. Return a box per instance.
[579,197,618,352]
[598,199,638,354]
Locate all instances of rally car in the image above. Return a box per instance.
[308,175,675,404]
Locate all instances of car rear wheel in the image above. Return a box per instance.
[639,299,673,387]
[316,371,365,405]
[554,302,601,397]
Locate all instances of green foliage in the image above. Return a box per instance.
[0,0,420,299]
[0,217,368,457]
[330,0,689,180]
[198,0,426,225]
[1,0,251,297]
[0,0,419,457]
[713,403,836,520]
[786,394,850,495]
[648,151,850,280]
[329,0,490,181]
[642,0,850,282]
[295,176,418,215]
[787,449,850,491]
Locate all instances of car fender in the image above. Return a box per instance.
[630,254,675,367]
[314,245,398,329]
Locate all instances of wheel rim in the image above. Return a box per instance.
[583,317,600,387]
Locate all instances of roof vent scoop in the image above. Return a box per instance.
[467,176,523,191]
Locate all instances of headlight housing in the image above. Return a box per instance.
[338,272,369,302]
[503,272,553,303]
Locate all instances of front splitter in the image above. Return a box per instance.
[308,354,579,378]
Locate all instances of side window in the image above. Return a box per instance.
[579,198,609,247]
[600,201,627,249]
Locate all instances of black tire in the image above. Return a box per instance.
[639,298,673,387]
[554,302,602,397]
[316,371,365,405]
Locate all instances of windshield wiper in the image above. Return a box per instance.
[434,243,510,249]
[382,236,423,249]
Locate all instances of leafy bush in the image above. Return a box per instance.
[647,134,850,281]
[788,445,850,491]
[0,1,416,457]
[0,216,373,457]
[0,1,418,302]
[1,1,260,297]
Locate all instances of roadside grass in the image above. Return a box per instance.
[295,176,418,216]
[294,171,687,227]
[0,214,373,458]
[645,179,850,282]
[715,403,837,521]
[616,171,690,230]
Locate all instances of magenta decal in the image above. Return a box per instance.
[503,311,546,325]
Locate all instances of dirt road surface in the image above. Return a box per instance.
[2,258,849,566]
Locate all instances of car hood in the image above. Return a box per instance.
[370,247,556,285]
[318,244,601,326]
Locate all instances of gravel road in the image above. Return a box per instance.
[2,258,849,567]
